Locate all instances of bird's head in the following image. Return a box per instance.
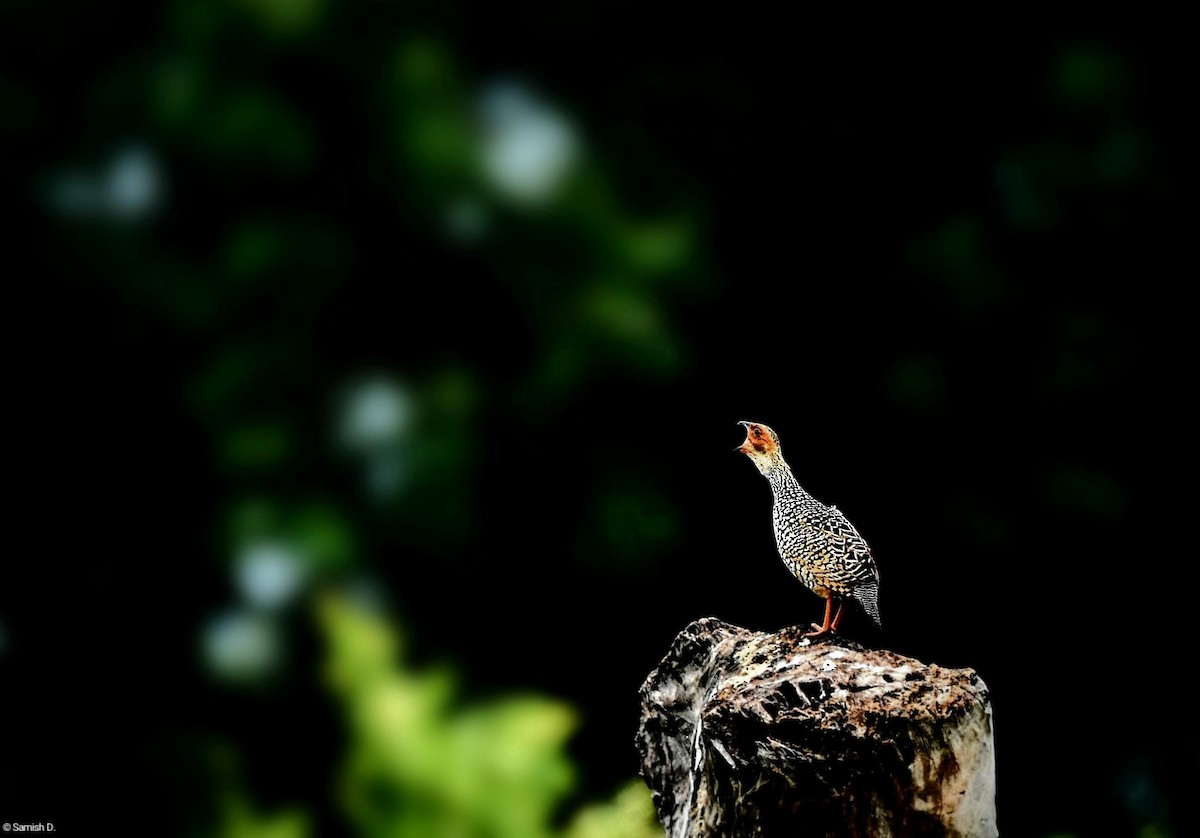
[736,420,785,473]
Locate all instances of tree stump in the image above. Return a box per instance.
[635,618,996,837]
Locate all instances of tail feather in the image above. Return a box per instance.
[854,581,881,629]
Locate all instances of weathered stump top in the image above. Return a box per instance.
[636,618,996,837]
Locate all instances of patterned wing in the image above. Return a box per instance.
[811,505,880,588]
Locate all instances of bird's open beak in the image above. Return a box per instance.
[736,420,752,453]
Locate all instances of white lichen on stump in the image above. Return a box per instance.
[635,618,997,837]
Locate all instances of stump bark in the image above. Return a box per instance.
[635,618,996,837]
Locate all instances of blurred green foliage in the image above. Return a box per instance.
[317,593,658,838]
[6,0,692,829]
[321,593,575,838]
[217,794,310,838]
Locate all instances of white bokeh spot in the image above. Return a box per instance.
[479,79,580,206]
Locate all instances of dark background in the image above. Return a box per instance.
[2,5,1190,836]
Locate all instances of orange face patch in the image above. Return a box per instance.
[740,423,776,455]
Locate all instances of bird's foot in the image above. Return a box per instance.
[804,623,835,638]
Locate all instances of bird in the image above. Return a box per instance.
[736,420,881,637]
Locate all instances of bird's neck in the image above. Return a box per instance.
[764,461,804,498]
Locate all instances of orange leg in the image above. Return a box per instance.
[805,597,836,637]
[830,600,847,632]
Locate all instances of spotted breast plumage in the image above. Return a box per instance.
[737,420,881,636]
